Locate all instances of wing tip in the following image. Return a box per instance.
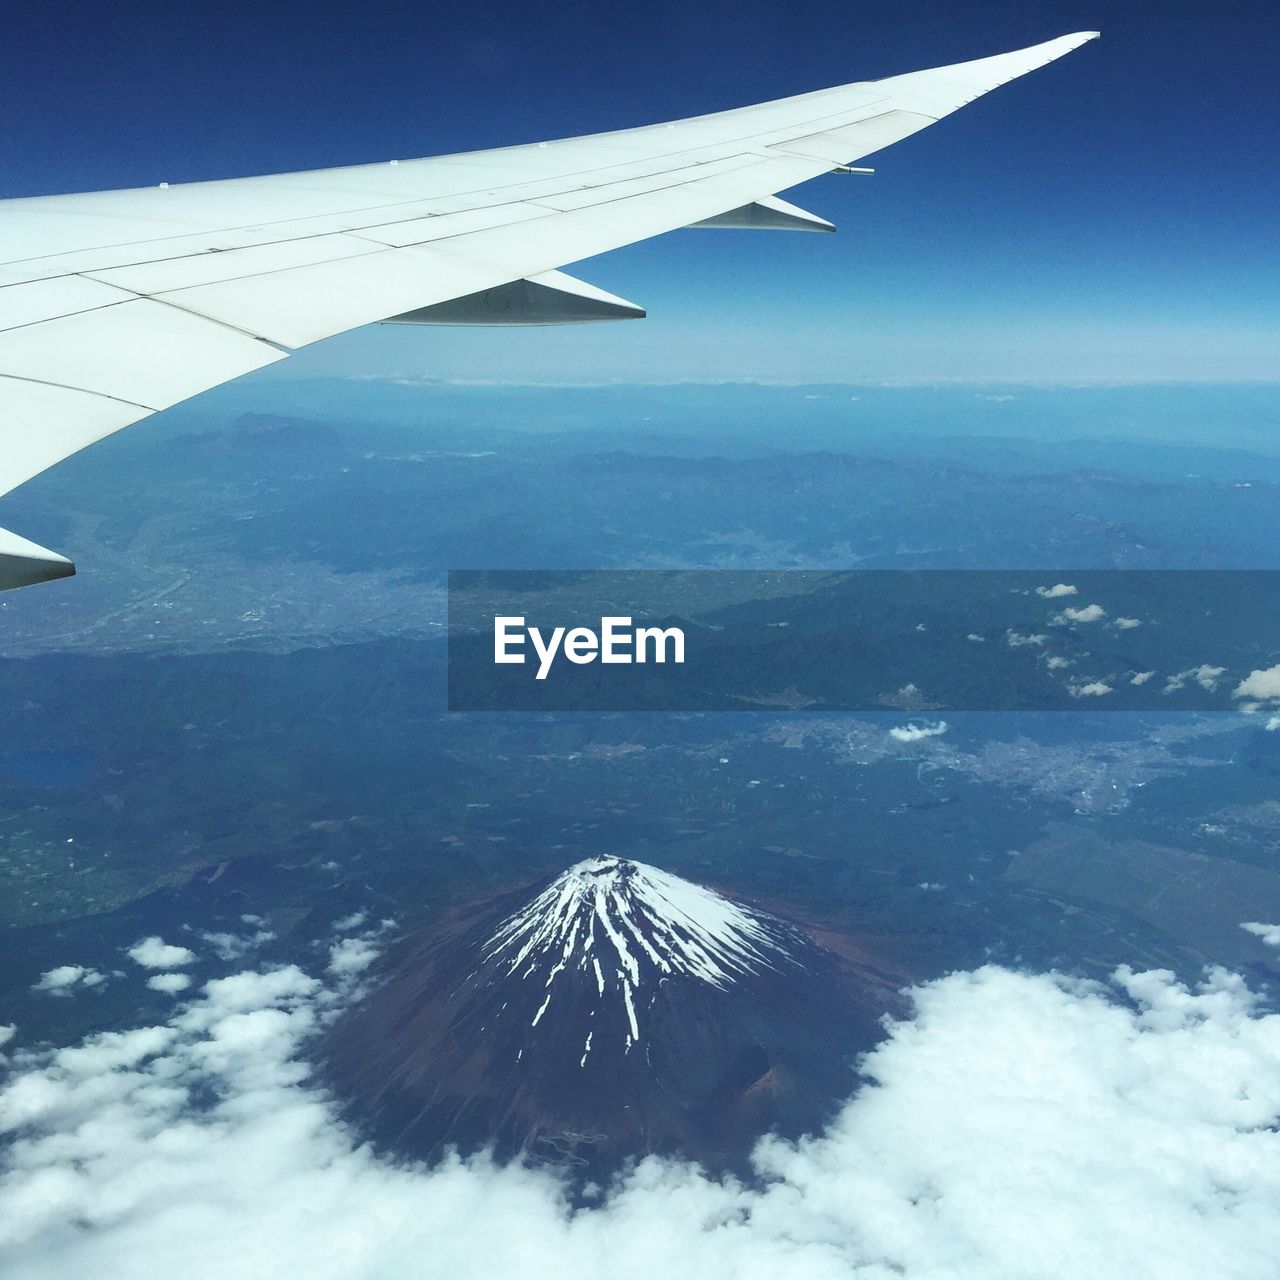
[1028,31,1101,62]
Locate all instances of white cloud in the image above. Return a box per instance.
[889,721,948,744]
[3,958,1280,1279]
[1036,583,1078,599]
[1166,665,1228,694]
[0,1025,14,1050]
[31,966,104,997]
[333,912,367,933]
[1235,665,1280,704]
[1045,656,1072,670]
[1006,630,1047,647]
[1114,617,1143,630]
[146,973,192,995]
[1268,717,1280,732]
[33,965,82,992]
[1057,604,1107,624]
[1242,923,1280,947]
[126,937,196,970]
[1131,671,1156,686]
[199,927,276,961]
[966,633,985,642]
[327,938,378,975]
[1071,681,1114,698]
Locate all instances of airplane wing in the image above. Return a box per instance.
[0,31,1098,591]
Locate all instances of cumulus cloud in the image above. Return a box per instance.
[1235,665,1280,704]
[127,937,196,970]
[0,1025,14,1050]
[888,721,948,744]
[1166,665,1228,694]
[3,957,1280,1280]
[1131,671,1156,686]
[31,966,104,996]
[1242,922,1280,947]
[1006,630,1047,648]
[146,973,192,995]
[199,926,276,961]
[1045,656,1072,670]
[1036,583,1078,599]
[1269,717,1280,732]
[1056,604,1107,624]
[1070,681,1113,698]
[1114,617,1143,630]
[327,938,378,975]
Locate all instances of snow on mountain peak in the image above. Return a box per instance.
[480,856,795,1055]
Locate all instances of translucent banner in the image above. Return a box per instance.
[447,570,1280,714]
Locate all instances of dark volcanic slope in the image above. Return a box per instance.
[325,857,903,1176]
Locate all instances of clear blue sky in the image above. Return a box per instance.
[3,1,1276,383]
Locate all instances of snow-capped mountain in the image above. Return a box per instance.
[325,857,904,1177]
[482,856,802,1063]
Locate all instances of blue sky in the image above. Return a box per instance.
[3,0,1276,383]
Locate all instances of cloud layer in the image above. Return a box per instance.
[2,954,1280,1279]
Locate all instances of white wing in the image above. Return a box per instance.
[0,32,1097,590]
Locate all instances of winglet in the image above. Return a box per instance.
[0,527,76,593]
[874,30,1101,109]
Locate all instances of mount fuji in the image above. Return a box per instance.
[325,857,904,1176]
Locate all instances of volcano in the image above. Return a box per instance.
[325,857,904,1176]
